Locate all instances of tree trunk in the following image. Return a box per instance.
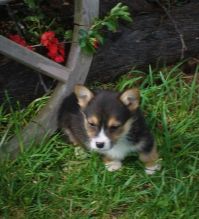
[87,0,199,83]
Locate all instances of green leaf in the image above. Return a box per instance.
[24,0,37,9]
[82,40,96,54]
[24,16,39,22]
[78,3,133,54]
[95,34,104,45]
[64,30,73,41]
[121,15,133,22]
[104,20,118,32]
[110,2,122,14]
[79,29,88,38]
[121,6,129,11]
[79,39,87,48]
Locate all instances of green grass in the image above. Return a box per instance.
[0,66,199,218]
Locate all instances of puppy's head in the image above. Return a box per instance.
[74,85,140,152]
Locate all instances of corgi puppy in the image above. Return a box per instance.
[58,85,160,174]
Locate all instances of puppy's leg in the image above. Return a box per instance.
[139,145,161,175]
[63,128,88,158]
[63,128,79,145]
[103,156,122,172]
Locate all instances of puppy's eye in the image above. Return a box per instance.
[109,125,121,130]
[88,122,96,127]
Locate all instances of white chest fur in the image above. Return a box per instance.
[102,137,143,161]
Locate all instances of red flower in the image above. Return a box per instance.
[9,34,33,50]
[41,31,65,63]
[54,55,65,63]
[40,31,55,46]
[48,43,58,57]
[8,32,65,63]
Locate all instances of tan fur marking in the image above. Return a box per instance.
[87,115,99,126]
[74,85,94,109]
[120,88,140,111]
[102,156,114,164]
[84,125,96,138]
[108,117,121,128]
[123,118,133,135]
[63,128,80,145]
[84,116,98,138]
[109,118,133,142]
[139,145,159,168]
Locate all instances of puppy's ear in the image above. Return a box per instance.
[74,85,94,108]
[119,88,140,111]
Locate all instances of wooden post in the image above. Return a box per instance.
[0,0,99,159]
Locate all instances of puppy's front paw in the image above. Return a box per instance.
[105,160,122,172]
[145,163,161,175]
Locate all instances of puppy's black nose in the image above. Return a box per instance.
[96,142,104,148]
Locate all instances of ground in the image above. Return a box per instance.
[0,66,199,218]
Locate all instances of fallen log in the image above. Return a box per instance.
[87,0,199,83]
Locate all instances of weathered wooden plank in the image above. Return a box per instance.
[0,0,99,159]
[0,35,70,83]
